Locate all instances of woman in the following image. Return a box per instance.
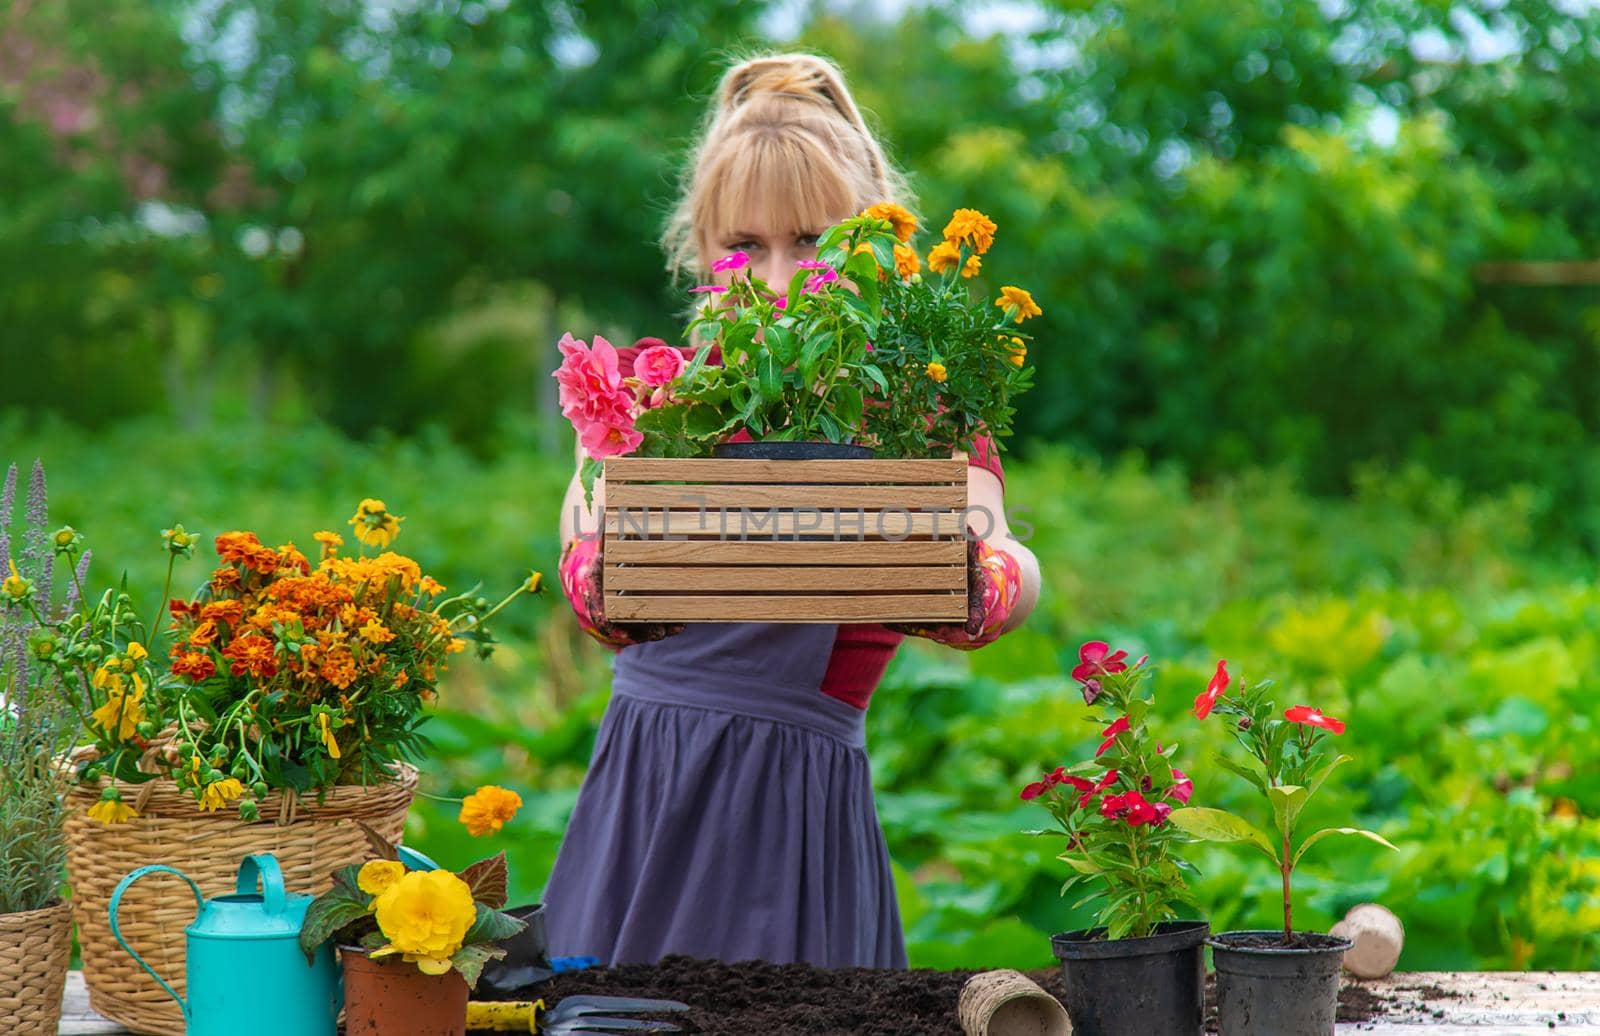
[545,52,1043,968]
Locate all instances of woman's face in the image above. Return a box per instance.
[708,214,845,292]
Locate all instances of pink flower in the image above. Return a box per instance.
[796,259,831,270]
[711,251,750,273]
[1167,768,1193,805]
[1071,641,1130,684]
[553,332,642,457]
[802,268,840,294]
[1194,659,1229,720]
[1285,705,1346,735]
[1074,769,1118,809]
[1096,716,1129,758]
[635,344,687,387]
[689,284,727,294]
[774,296,787,310]
[580,418,644,460]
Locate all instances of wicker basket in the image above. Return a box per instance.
[0,899,73,1036]
[64,765,418,1036]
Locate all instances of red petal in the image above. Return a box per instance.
[1079,640,1109,664]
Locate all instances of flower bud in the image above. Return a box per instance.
[238,799,260,823]
[1081,678,1102,706]
[1238,717,1252,730]
[252,781,269,799]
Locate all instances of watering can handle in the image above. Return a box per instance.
[109,865,204,1016]
[237,853,288,915]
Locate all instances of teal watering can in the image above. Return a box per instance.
[109,854,341,1036]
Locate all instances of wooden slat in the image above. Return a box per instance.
[605,511,958,539]
[606,484,967,511]
[605,565,965,591]
[604,593,967,622]
[603,457,967,484]
[606,539,967,565]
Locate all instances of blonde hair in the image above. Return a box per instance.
[663,52,912,284]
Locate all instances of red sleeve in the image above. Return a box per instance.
[967,429,1005,488]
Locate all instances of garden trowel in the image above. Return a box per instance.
[466,994,690,1034]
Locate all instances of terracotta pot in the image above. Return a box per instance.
[339,945,468,1036]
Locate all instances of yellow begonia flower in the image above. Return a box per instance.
[995,286,1042,324]
[459,785,523,837]
[87,795,138,825]
[943,208,997,255]
[318,712,342,760]
[358,860,407,897]
[199,777,246,812]
[371,870,476,974]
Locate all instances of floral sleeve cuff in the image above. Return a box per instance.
[886,533,1023,650]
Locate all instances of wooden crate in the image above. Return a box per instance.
[601,455,971,623]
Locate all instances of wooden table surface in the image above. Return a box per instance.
[58,968,1600,1034]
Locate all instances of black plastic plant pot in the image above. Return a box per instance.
[477,903,551,996]
[1208,930,1352,1036]
[711,440,875,460]
[1050,920,1209,1036]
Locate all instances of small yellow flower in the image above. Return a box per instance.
[199,777,246,812]
[419,575,446,595]
[313,530,344,561]
[87,791,138,825]
[860,202,918,243]
[317,712,342,760]
[371,870,476,975]
[92,675,146,740]
[943,208,998,255]
[926,362,948,383]
[125,642,149,663]
[1006,337,1027,367]
[2,558,30,599]
[927,241,960,275]
[994,286,1042,324]
[961,254,981,279]
[348,499,404,549]
[459,785,523,837]
[358,618,395,644]
[524,571,544,594]
[893,244,920,279]
[358,860,406,897]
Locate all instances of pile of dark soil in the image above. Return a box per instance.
[478,955,1398,1035]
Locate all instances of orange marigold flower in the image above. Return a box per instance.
[215,531,265,565]
[459,785,522,837]
[861,202,918,243]
[200,600,245,626]
[188,620,220,648]
[222,634,278,679]
[893,243,920,279]
[170,651,217,681]
[994,285,1042,324]
[211,566,242,592]
[244,545,281,575]
[962,254,982,279]
[927,240,960,275]
[313,531,343,561]
[393,669,411,689]
[943,208,997,255]
[320,648,359,690]
[276,543,311,575]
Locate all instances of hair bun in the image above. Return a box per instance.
[720,55,849,119]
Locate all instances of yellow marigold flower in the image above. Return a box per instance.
[524,571,544,594]
[459,785,523,837]
[358,859,406,897]
[419,576,446,596]
[313,530,343,561]
[317,712,342,760]
[927,241,960,275]
[199,777,246,813]
[371,870,476,975]
[995,286,1042,323]
[943,208,997,255]
[926,362,948,383]
[1006,337,1028,367]
[893,244,920,279]
[861,202,918,243]
[87,791,138,825]
[348,499,404,549]
[962,254,981,279]
[358,618,395,644]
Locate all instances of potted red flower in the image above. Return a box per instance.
[1021,642,1208,1036]
[1171,663,1398,1036]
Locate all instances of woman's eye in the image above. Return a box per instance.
[797,234,820,247]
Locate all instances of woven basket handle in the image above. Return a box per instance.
[109,865,204,1016]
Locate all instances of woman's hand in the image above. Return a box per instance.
[558,533,687,651]
[884,527,1023,650]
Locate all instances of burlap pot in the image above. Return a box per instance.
[64,764,417,1036]
[0,899,73,1036]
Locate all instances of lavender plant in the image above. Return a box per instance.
[0,461,86,914]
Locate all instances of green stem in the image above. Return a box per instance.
[144,554,175,652]
[1282,828,1293,942]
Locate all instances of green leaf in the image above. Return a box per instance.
[1306,753,1352,802]
[1167,807,1280,863]
[1214,752,1269,794]
[1292,827,1399,868]
[458,852,509,909]
[685,404,727,439]
[832,384,863,429]
[450,942,506,991]
[798,330,836,384]
[756,352,781,402]
[634,403,688,438]
[861,364,890,395]
[785,267,811,312]
[765,324,797,366]
[297,888,372,963]
[1057,853,1101,875]
[464,902,527,945]
[1268,784,1309,839]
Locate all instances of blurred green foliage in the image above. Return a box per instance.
[6,1,1600,541]
[6,415,1595,969]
